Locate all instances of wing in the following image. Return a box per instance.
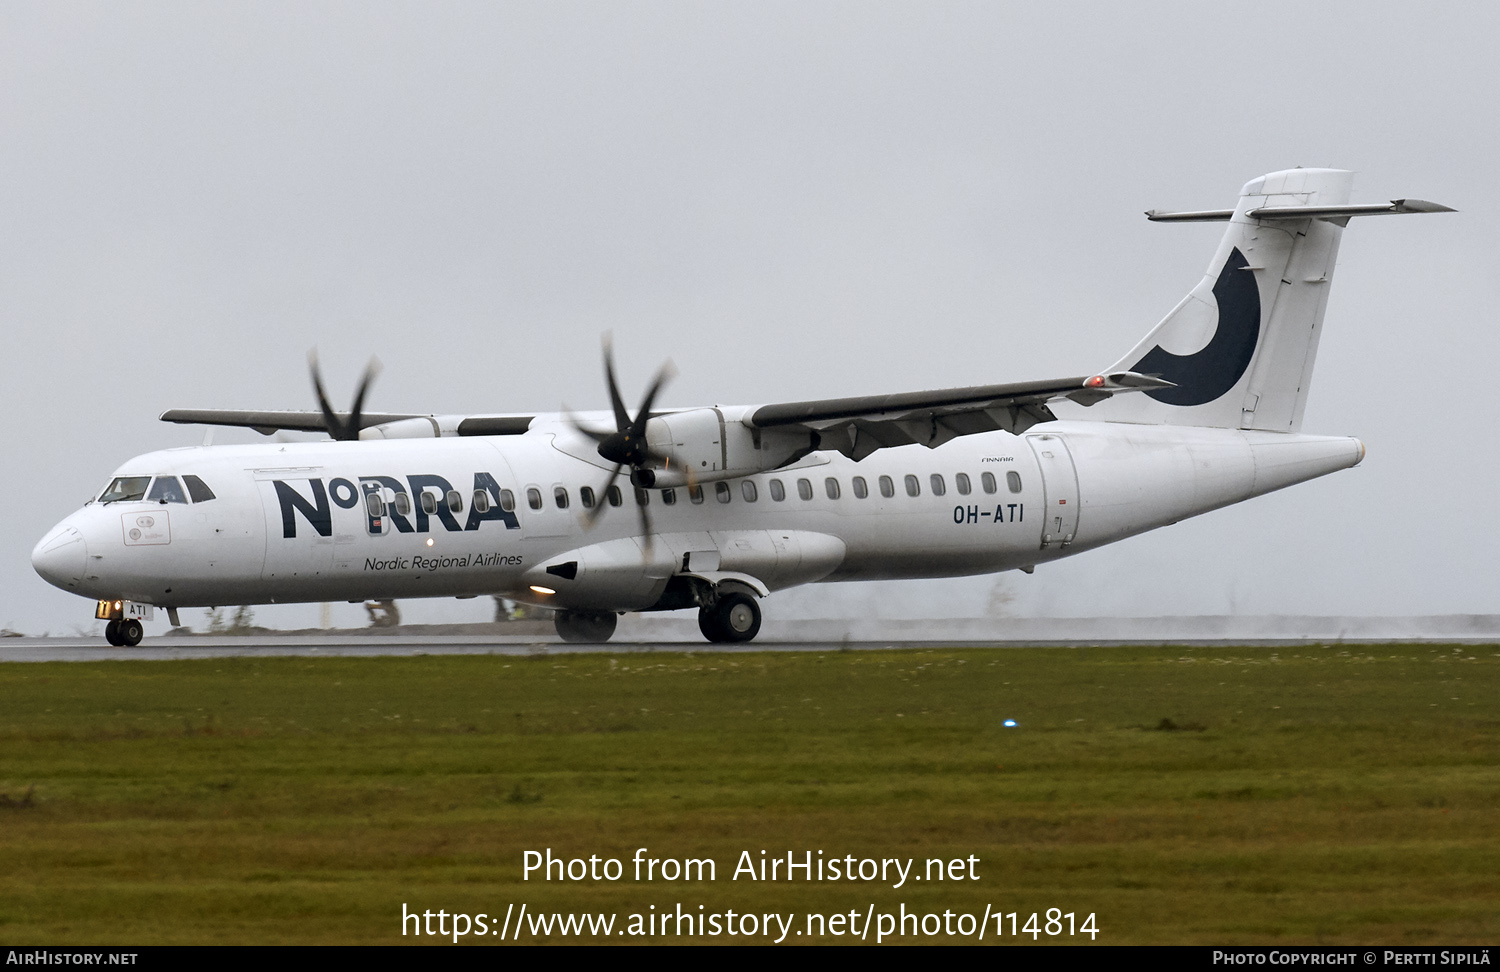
[747,371,1171,461]
[159,409,425,436]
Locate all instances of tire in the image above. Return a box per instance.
[104,620,122,646]
[699,593,761,644]
[118,618,144,647]
[554,611,618,643]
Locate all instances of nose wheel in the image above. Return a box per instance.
[104,619,143,647]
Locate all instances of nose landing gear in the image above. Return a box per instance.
[103,618,143,647]
[95,599,151,647]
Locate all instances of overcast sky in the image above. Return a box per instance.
[2,2,1495,634]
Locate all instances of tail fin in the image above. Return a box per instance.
[1095,168,1451,431]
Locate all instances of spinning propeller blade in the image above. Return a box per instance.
[308,351,381,442]
[575,335,682,552]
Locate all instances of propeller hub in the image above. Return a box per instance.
[598,432,649,468]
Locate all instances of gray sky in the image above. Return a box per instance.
[3,2,1495,634]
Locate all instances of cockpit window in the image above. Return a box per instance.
[147,476,188,504]
[183,475,216,503]
[99,476,151,503]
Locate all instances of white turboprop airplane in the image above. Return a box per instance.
[33,169,1452,647]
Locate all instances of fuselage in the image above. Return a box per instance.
[32,418,1363,615]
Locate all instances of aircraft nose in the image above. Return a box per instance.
[32,523,87,593]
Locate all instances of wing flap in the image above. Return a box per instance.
[749,373,1167,459]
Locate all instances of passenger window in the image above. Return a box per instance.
[527,488,543,510]
[580,486,596,509]
[500,489,516,512]
[879,475,895,498]
[608,485,623,507]
[100,476,151,503]
[662,488,677,505]
[769,479,786,502]
[825,477,841,500]
[473,490,492,513]
[420,491,439,515]
[742,481,758,502]
[904,474,920,497]
[930,474,946,497]
[688,485,704,504]
[394,492,412,516]
[981,472,997,494]
[447,490,463,513]
[716,481,732,503]
[797,478,813,501]
[635,487,650,507]
[147,476,188,504]
[554,486,569,509]
[1007,471,1023,493]
[366,491,386,517]
[955,473,971,495]
[852,476,868,499]
[183,474,216,503]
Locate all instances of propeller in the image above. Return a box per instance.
[569,335,680,549]
[309,350,381,441]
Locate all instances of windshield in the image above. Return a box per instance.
[99,476,152,503]
[183,474,216,503]
[146,476,188,504]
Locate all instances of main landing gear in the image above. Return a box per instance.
[104,618,143,647]
[698,592,761,643]
[554,610,620,644]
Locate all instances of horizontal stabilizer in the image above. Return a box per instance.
[1147,198,1455,223]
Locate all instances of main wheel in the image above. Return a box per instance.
[118,618,144,647]
[698,593,761,644]
[104,620,123,646]
[554,611,618,643]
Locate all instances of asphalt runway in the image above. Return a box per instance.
[5,628,1500,662]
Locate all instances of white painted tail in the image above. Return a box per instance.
[1098,168,1362,431]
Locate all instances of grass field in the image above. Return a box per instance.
[0,643,1495,944]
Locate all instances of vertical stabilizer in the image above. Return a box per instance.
[1097,168,1356,431]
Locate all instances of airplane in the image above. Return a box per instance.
[31,168,1453,647]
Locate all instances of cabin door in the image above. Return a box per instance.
[1026,434,1079,548]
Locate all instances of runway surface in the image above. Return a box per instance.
[6,613,1500,661]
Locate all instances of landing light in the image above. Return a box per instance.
[1003,719,1018,728]
[529,585,556,595]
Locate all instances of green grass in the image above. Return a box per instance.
[0,644,1495,944]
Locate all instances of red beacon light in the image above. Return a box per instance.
[1083,375,1106,388]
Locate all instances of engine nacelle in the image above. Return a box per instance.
[643,407,815,487]
[359,417,443,439]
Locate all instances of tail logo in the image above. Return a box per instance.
[1131,247,1261,406]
